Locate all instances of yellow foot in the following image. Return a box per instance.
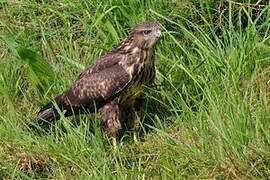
[112,137,117,149]
[133,132,138,144]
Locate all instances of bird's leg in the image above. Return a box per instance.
[99,100,121,148]
[133,96,144,143]
[121,107,138,143]
[122,96,144,143]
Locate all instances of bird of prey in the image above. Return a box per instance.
[32,21,162,140]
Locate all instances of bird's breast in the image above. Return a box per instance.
[119,50,155,105]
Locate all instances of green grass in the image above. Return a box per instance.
[0,0,270,179]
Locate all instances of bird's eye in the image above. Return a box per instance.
[142,30,151,35]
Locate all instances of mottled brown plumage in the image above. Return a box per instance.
[32,21,162,137]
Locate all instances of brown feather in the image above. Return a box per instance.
[31,21,162,137]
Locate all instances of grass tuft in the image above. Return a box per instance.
[0,0,269,178]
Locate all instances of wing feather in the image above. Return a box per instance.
[78,52,122,79]
[62,64,130,107]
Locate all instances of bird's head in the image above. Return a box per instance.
[131,21,162,49]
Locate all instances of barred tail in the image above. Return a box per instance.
[29,95,67,130]
[36,103,59,123]
[29,94,101,131]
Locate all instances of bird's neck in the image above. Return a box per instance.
[113,35,151,53]
[117,41,155,79]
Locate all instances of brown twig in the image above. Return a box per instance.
[226,0,267,10]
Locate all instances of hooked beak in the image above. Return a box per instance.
[154,28,162,38]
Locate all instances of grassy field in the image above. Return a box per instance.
[0,0,270,179]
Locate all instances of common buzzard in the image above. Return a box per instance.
[32,21,162,140]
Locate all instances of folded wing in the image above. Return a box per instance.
[33,56,130,125]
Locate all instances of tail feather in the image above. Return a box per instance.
[29,94,102,131]
[29,103,59,131]
[30,94,92,129]
[30,95,68,130]
[37,103,59,122]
